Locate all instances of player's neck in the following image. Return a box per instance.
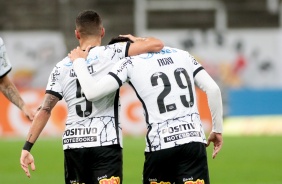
[79,37,102,50]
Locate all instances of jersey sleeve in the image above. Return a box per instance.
[194,68,223,133]
[112,41,131,58]
[187,53,204,78]
[187,52,223,133]
[45,64,63,100]
[108,57,132,86]
[72,58,120,102]
[0,38,12,78]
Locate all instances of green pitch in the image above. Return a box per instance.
[0,136,281,184]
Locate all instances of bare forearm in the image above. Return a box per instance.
[26,110,50,143]
[25,94,59,144]
[0,76,25,110]
[127,36,164,56]
[141,37,164,52]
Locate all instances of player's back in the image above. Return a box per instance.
[46,42,130,150]
[125,47,207,151]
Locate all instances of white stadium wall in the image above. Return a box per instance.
[1,30,282,137]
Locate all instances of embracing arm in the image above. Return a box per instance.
[0,75,34,121]
[121,34,164,56]
[20,93,59,177]
[194,70,223,158]
[73,58,119,101]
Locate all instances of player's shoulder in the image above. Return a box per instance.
[108,41,128,48]
[154,46,188,56]
[52,56,73,70]
[87,46,107,62]
[0,37,3,45]
[88,45,105,56]
[104,42,128,54]
[89,45,114,56]
[164,46,189,55]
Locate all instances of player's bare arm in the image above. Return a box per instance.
[120,34,164,56]
[20,93,59,178]
[0,75,35,121]
[25,93,59,143]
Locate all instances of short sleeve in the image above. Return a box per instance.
[45,64,63,100]
[112,42,130,59]
[187,53,204,78]
[0,38,12,78]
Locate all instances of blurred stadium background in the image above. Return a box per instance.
[0,0,282,183]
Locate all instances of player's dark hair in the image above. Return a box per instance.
[76,10,103,37]
[108,36,133,45]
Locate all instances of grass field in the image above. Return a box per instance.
[0,135,281,184]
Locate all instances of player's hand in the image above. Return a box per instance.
[68,45,91,62]
[119,34,145,42]
[206,132,223,159]
[20,150,36,178]
[22,105,35,121]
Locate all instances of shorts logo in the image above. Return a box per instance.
[184,179,205,184]
[150,182,171,184]
[70,181,85,184]
[99,176,120,184]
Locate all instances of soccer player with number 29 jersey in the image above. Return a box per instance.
[68,39,223,184]
[20,10,163,184]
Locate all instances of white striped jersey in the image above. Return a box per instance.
[109,47,207,152]
[46,42,130,150]
[0,37,12,78]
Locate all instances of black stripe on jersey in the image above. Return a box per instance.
[193,66,204,78]
[45,90,63,100]
[114,88,121,146]
[0,67,11,78]
[125,42,131,57]
[128,81,152,152]
[109,72,122,87]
